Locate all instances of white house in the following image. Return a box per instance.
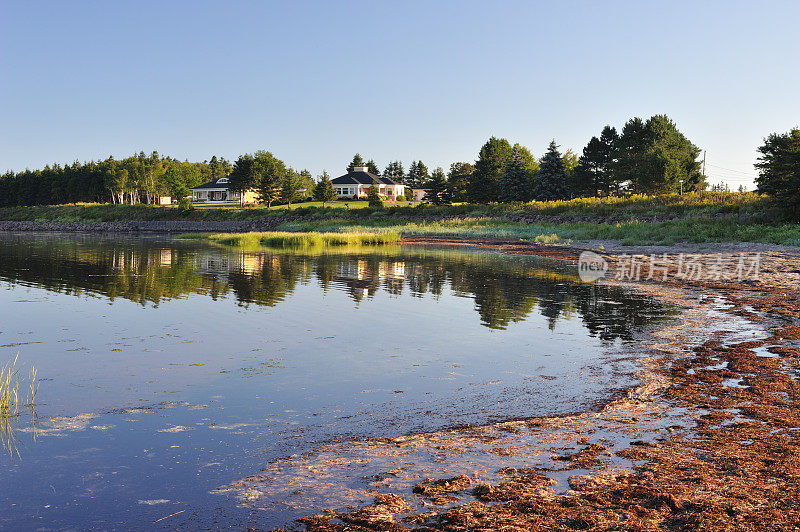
[190,177,258,203]
[330,167,405,200]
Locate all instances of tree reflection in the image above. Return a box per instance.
[0,234,677,340]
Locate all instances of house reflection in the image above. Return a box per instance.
[0,234,678,338]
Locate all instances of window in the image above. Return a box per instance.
[217,177,229,184]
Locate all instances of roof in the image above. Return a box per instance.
[191,177,231,190]
[331,169,401,186]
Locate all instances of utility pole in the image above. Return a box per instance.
[702,150,706,176]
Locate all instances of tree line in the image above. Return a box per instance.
[0,152,233,207]
[1,114,796,213]
[312,114,707,206]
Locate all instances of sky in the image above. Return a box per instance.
[2,0,798,189]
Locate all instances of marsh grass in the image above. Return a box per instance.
[276,216,800,246]
[1,354,38,456]
[180,230,402,249]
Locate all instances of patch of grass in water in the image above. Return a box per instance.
[1,354,39,456]
[179,230,402,249]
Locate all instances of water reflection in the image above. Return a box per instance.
[0,233,675,340]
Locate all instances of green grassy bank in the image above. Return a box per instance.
[3,193,800,246]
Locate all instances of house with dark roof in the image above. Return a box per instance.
[190,176,258,203]
[330,167,405,200]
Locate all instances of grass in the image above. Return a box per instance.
[1,354,38,456]
[274,216,800,247]
[0,192,778,222]
[2,192,799,246]
[179,230,402,249]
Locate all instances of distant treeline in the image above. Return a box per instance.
[0,152,232,207]
[1,115,796,213]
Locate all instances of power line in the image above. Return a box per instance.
[706,163,755,175]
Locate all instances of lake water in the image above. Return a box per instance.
[0,233,677,529]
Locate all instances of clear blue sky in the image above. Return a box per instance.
[2,1,798,189]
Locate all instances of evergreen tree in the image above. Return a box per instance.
[574,136,605,197]
[229,154,257,205]
[383,161,405,183]
[313,170,336,207]
[407,160,429,190]
[367,179,383,208]
[366,159,381,176]
[598,126,620,194]
[513,143,539,200]
[499,147,531,202]
[425,167,450,205]
[756,128,800,217]
[447,162,474,202]
[347,154,365,172]
[611,115,703,194]
[532,141,570,201]
[467,137,513,203]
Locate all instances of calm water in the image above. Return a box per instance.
[0,233,676,529]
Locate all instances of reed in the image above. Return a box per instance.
[1,354,38,456]
[180,230,402,248]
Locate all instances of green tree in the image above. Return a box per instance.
[229,154,257,205]
[599,126,620,194]
[533,141,570,201]
[447,162,474,202]
[407,160,429,190]
[162,163,192,203]
[367,179,383,208]
[347,154,365,172]
[383,161,405,183]
[500,147,530,202]
[756,128,800,217]
[425,167,450,205]
[468,137,513,203]
[574,136,605,197]
[612,115,704,194]
[297,169,315,199]
[253,150,286,207]
[313,170,336,207]
[366,159,381,176]
[281,168,304,208]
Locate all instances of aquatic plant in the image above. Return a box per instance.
[0,354,38,456]
[180,230,402,249]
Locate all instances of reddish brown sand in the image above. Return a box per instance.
[225,237,800,531]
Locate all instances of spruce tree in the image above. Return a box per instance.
[425,167,450,205]
[447,162,474,202]
[532,141,570,201]
[407,160,429,190]
[383,161,405,183]
[574,136,606,197]
[499,147,530,202]
[467,137,513,203]
[313,170,336,207]
[756,128,800,217]
[347,154,365,172]
[366,159,381,176]
[367,179,383,208]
